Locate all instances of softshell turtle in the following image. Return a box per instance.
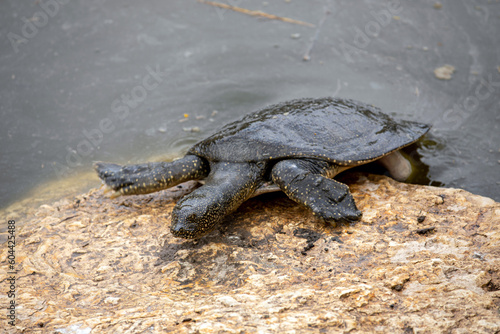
[95,97,430,239]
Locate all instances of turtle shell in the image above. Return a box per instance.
[189,97,430,166]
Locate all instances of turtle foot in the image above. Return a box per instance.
[94,162,134,194]
[271,159,362,226]
[307,178,362,225]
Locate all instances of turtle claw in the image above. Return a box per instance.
[110,190,122,199]
[99,183,122,198]
[312,203,362,226]
[102,185,113,194]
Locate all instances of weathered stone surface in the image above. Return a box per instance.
[1,174,499,333]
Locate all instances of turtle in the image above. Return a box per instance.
[94,97,430,239]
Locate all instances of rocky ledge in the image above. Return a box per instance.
[1,174,499,333]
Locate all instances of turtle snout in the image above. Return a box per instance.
[169,181,232,239]
[170,209,201,239]
[171,201,219,239]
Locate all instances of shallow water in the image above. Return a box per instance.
[1,0,499,223]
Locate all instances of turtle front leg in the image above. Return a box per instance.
[271,159,362,225]
[94,155,209,197]
[170,162,265,239]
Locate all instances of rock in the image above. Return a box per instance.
[1,173,499,333]
[434,64,456,80]
[217,295,240,307]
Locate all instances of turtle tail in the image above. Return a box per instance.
[94,155,209,197]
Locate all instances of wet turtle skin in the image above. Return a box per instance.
[95,97,430,239]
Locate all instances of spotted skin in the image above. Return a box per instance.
[170,161,265,238]
[94,155,209,196]
[271,159,361,225]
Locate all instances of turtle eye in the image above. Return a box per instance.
[256,161,266,169]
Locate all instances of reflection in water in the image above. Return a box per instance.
[166,136,201,157]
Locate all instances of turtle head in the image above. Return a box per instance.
[170,161,265,239]
[170,194,221,239]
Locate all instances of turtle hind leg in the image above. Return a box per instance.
[271,159,362,225]
[378,150,412,182]
[94,154,209,196]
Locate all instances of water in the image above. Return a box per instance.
[1,0,499,223]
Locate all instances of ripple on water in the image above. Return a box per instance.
[166,136,201,156]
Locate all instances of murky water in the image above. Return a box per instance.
[1,0,499,228]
